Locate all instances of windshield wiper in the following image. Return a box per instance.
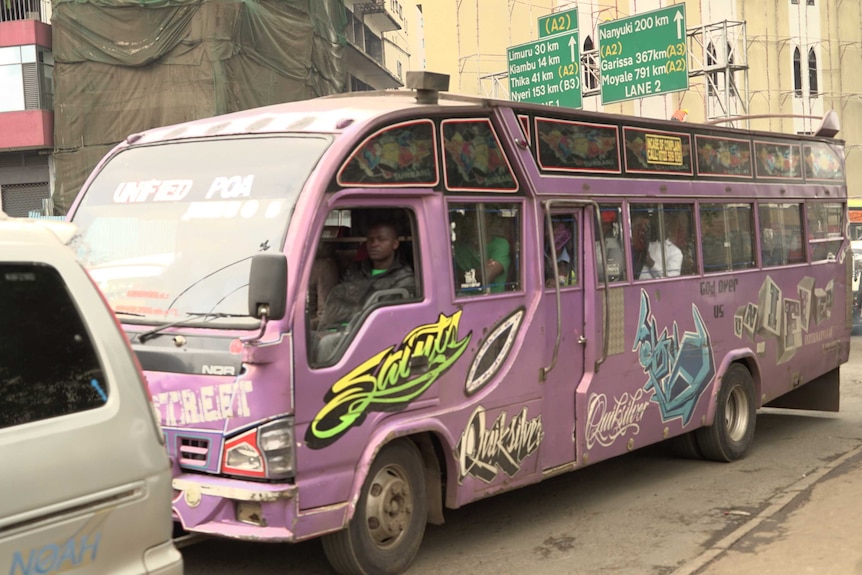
[113,310,146,317]
[136,312,247,343]
[164,241,271,313]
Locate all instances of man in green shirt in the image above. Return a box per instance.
[453,213,510,294]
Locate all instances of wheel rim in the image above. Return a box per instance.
[364,463,413,548]
[725,383,751,442]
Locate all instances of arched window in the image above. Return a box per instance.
[706,42,718,96]
[808,48,818,96]
[583,36,598,90]
[726,42,737,97]
[793,47,802,97]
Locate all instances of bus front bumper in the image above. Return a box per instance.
[171,475,348,542]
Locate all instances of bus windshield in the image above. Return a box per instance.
[70,135,331,324]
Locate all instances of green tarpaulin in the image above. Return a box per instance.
[52,0,347,212]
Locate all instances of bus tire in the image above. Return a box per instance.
[696,363,756,462]
[322,439,427,575]
[669,431,702,459]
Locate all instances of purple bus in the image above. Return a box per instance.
[67,72,850,574]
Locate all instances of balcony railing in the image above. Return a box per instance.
[1,0,52,24]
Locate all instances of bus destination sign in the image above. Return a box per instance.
[598,5,688,105]
[507,30,582,110]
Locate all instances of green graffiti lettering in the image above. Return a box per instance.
[308,312,471,447]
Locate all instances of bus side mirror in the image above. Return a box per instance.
[248,253,287,320]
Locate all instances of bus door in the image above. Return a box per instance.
[539,206,586,468]
[294,198,440,510]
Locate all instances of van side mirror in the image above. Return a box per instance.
[248,253,287,320]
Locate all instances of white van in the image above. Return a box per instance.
[0,214,182,575]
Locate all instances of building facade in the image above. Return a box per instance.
[418,0,862,195]
[0,0,54,217]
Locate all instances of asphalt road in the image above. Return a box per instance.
[182,330,862,574]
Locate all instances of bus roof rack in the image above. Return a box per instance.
[406,71,450,105]
[702,110,841,138]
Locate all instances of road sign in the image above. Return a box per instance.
[597,5,688,105]
[538,7,578,38]
[507,30,582,109]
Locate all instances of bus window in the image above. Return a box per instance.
[807,202,844,261]
[310,207,420,365]
[544,215,578,288]
[450,203,521,296]
[596,204,625,282]
[700,203,755,273]
[631,203,696,279]
[759,203,804,266]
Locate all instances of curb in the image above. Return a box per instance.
[670,443,862,575]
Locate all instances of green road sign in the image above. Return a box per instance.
[598,5,688,105]
[507,30,582,109]
[538,7,578,38]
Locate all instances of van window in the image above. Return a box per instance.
[0,264,107,429]
[544,214,578,288]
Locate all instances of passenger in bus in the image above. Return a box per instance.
[631,213,655,277]
[308,237,341,329]
[639,214,683,279]
[453,212,510,294]
[545,221,575,287]
[596,211,624,281]
[315,221,416,361]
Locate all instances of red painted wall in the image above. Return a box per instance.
[0,19,52,48]
[0,110,53,150]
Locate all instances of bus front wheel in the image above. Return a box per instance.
[322,439,428,575]
[696,364,756,462]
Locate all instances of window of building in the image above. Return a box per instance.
[808,48,818,96]
[631,203,697,280]
[0,45,52,112]
[707,42,718,97]
[793,47,802,97]
[450,202,521,296]
[759,203,805,266]
[0,264,108,429]
[583,36,598,90]
[700,203,755,273]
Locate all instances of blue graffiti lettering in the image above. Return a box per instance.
[9,533,101,575]
[633,289,715,425]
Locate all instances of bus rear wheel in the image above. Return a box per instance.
[696,363,756,462]
[322,439,427,575]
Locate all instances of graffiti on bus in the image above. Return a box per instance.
[633,289,715,426]
[734,275,835,363]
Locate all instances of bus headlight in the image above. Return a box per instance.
[221,418,295,480]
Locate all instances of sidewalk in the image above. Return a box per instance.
[672,445,862,575]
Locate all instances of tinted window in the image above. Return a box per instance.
[631,203,697,279]
[807,202,844,262]
[700,203,755,273]
[450,203,521,295]
[759,203,805,266]
[544,213,578,288]
[0,264,107,429]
